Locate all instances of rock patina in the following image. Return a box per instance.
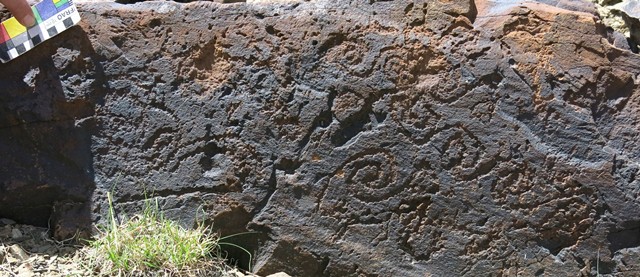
[1,0,640,275]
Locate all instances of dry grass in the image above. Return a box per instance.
[85,193,231,277]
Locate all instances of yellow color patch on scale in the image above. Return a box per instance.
[2,17,26,38]
[52,0,61,4]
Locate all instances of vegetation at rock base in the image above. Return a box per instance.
[85,192,228,276]
[0,192,257,277]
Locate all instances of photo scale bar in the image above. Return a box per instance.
[0,0,81,63]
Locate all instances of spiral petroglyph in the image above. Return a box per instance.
[323,150,396,200]
[318,149,410,227]
[3,0,640,276]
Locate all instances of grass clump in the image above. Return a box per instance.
[87,193,228,276]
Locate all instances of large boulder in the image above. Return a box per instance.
[1,0,640,275]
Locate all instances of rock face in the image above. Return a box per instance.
[1,0,640,275]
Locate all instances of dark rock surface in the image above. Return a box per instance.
[1,0,640,275]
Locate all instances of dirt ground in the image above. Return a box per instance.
[0,218,91,277]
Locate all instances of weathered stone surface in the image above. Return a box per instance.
[0,19,98,237]
[611,0,640,49]
[1,0,640,276]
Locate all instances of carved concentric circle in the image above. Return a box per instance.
[322,38,373,76]
[318,149,406,224]
[428,125,485,179]
[334,150,399,202]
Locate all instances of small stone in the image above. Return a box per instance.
[0,218,16,225]
[8,245,29,261]
[227,268,246,277]
[11,228,23,239]
[16,263,34,277]
[0,245,5,262]
[0,226,11,238]
[266,273,292,277]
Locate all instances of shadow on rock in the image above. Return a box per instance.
[0,24,107,240]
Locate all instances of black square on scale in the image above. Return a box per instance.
[63,18,73,28]
[31,35,42,46]
[47,27,58,37]
[15,44,26,54]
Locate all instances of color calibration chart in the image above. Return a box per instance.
[0,0,81,63]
